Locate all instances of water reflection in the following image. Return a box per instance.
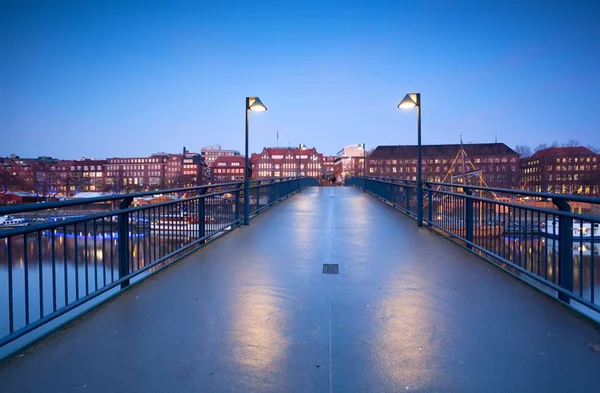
[0,232,193,337]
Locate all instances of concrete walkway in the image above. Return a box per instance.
[1,187,599,392]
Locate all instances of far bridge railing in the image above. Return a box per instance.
[346,176,600,319]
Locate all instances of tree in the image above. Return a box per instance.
[0,168,26,195]
[562,139,580,147]
[534,143,548,152]
[549,141,560,148]
[586,145,600,154]
[514,145,532,158]
[103,168,125,194]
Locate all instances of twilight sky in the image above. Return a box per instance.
[1,0,599,159]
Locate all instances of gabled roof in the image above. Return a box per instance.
[529,146,596,159]
[369,143,518,158]
[212,155,246,166]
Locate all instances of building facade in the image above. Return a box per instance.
[182,148,210,188]
[250,147,324,179]
[56,159,107,195]
[521,147,599,195]
[334,145,368,182]
[105,155,168,192]
[323,156,336,182]
[201,145,241,167]
[368,143,520,189]
[211,156,246,184]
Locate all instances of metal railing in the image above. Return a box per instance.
[347,176,600,318]
[0,177,317,350]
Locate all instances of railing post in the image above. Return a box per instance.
[118,197,133,289]
[255,182,260,213]
[426,182,433,223]
[235,189,240,223]
[405,185,410,212]
[553,198,573,304]
[465,188,473,250]
[197,189,207,239]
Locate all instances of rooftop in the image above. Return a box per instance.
[370,143,518,158]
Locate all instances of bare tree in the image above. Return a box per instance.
[514,145,532,158]
[0,168,25,195]
[103,168,125,194]
[586,145,600,154]
[534,143,548,152]
[562,139,580,147]
[549,141,560,148]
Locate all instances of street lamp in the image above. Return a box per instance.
[358,143,366,192]
[244,96,267,225]
[398,93,423,227]
[298,143,307,192]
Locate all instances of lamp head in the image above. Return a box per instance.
[299,144,307,150]
[358,143,365,149]
[398,93,419,109]
[248,96,267,112]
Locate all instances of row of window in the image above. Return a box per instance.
[110,158,163,164]
[213,168,244,174]
[555,157,596,163]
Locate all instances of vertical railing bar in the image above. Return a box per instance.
[7,236,14,333]
[93,219,98,291]
[63,224,68,306]
[37,230,44,319]
[24,233,30,325]
[102,217,106,287]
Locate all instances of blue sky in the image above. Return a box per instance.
[1,0,599,159]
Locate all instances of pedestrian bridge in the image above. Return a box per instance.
[1,187,599,392]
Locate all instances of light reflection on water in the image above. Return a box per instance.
[0,232,194,338]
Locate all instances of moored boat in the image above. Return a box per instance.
[0,215,28,229]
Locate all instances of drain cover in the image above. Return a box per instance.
[322,264,339,275]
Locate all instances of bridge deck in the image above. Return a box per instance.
[1,187,599,392]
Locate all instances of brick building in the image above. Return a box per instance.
[323,156,336,182]
[55,159,107,195]
[368,143,520,189]
[521,147,599,196]
[201,145,241,167]
[182,148,209,188]
[334,145,367,182]
[250,147,324,179]
[211,156,246,184]
[105,155,168,192]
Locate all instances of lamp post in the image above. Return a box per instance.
[358,143,366,192]
[298,143,307,192]
[398,93,423,227]
[244,96,267,225]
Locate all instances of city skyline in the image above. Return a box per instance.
[1,1,599,158]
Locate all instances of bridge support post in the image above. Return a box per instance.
[405,185,411,213]
[426,183,433,224]
[197,189,207,240]
[553,198,573,304]
[465,188,473,250]
[118,197,133,289]
[235,189,240,223]
[255,182,260,213]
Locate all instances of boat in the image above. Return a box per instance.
[440,223,505,238]
[431,215,505,238]
[0,215,28,229]
[545,238,599,256]
[541,219,600,240]
[150,215,221,236]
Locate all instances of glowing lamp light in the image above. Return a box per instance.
[397,93,419,109]
[248,97,267,112]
